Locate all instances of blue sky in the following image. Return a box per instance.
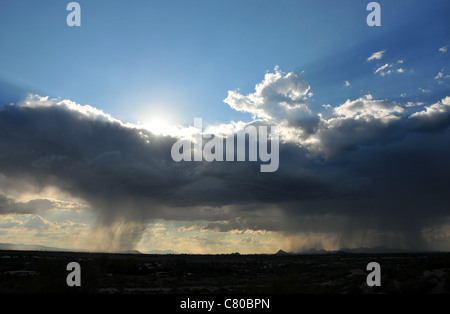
[1,1,450,253]
[1,0,448,126]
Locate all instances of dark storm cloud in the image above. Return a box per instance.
[1,92,450,251]
[0,194,55,214]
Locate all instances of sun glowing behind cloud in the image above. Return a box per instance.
[142,117,174,135]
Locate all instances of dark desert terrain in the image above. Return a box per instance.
[1,249,449,294]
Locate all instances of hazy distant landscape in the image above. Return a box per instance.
[1,248,449,294]
[0,242,425,255]
[0,243,177,255]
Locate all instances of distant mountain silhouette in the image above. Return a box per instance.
[0,242,71,252]
[300,248,329,254]
[119,250,143,254]
[1,242,422,256]
[275,249,293,256]
[334,247,413,254]
[274,246,419,255]
[0,243,184,254]
[0,243,147,254]
[144,249,178,254]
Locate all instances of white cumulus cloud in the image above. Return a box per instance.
[367,50,386,61]
[410,96,450,119]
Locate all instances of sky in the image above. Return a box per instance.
[0,0,449,253]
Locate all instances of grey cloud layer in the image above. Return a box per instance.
[0,194,55,214]
[1,69,450,250]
